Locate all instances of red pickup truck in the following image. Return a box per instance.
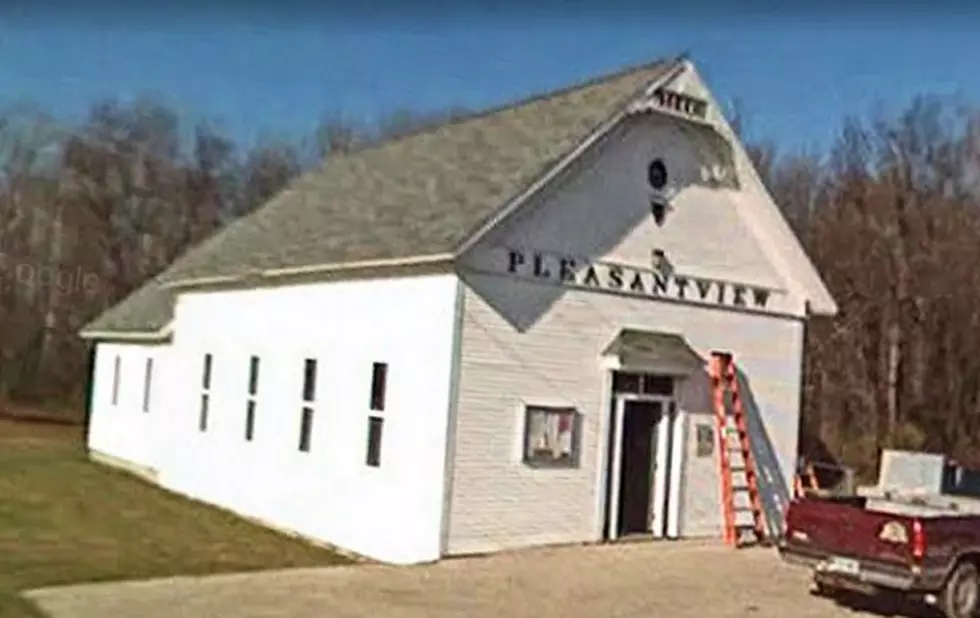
[779,492,980,618]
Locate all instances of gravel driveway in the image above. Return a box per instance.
[25,541,925,618]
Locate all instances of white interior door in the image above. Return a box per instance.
[666,402,685,538]
[651,400,672,538]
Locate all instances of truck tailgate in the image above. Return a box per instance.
[784,496,914,565]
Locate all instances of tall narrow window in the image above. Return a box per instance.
[365,362,388,467]
[245,400,256,441]
[142,358,153,413]
[245,356,259,441]
[302,358,317,402]
[248,356,260,396]
[199,353,213,432]
[369,362,387,412]
[366,416,384,467]
[111,355,121,406]
[298,358,317,452]
[202,354,213,390]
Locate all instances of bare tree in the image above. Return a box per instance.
[238,139,302,217]
[0,106,64,400]
[749,96,980,478]
[0,101,474,411]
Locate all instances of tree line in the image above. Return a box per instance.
[741,97,980,478]
[2,92,978,477]
[0,98,467,411]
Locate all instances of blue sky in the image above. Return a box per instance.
[0,6,977,155]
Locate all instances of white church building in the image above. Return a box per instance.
[80,57,836,565]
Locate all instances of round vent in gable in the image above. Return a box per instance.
[647,159,668,190]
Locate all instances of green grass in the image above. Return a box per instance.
[0,420,351,618]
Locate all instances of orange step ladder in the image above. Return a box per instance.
[709,351,768,547]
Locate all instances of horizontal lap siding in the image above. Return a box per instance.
[153,274,460,564]
[446,275,803,554]
[87,342,164,475]
[447,106,810,554]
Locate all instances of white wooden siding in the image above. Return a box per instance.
[448,111,808,554]
[461,116,802,318]
[90,274,460,565]
[87,341,171,477]
[663,63,836,315]
[447,279,803,553]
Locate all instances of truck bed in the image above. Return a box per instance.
[779,493,980,593]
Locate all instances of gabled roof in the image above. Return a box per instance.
[81,57,679,339]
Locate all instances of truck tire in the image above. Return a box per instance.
[811,579,835,598]
[941,561,980,618]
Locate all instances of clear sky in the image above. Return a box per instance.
[0,5,977,156]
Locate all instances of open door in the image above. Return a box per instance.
[617,400,662,536]
[606,391,680,541]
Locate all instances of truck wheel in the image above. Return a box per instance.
[812,581,834,598]
[941,561,980,618]
[811,575,843,601]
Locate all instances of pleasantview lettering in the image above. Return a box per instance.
[503,248,772,310]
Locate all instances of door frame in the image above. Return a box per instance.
[606,392,678,541]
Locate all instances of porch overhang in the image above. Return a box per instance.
[600,328,705,376]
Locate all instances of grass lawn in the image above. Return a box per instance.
[0,419,351,618]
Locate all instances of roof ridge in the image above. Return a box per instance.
[323,55,682,163]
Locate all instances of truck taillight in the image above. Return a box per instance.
[911,519,926,561]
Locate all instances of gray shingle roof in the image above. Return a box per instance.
[83,277,173,336]
[81,57,676,338]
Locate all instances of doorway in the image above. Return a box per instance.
[617,400,662,536]
[603,371,681,541]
